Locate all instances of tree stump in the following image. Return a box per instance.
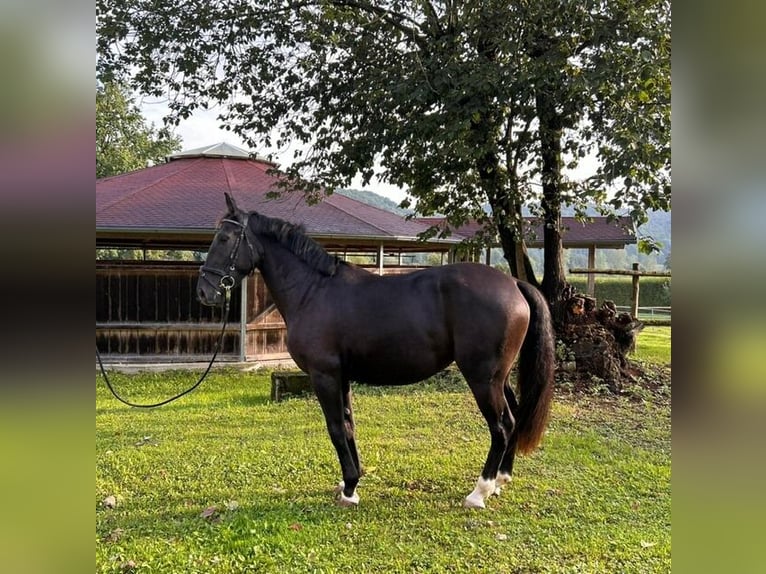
[555,284,644,392]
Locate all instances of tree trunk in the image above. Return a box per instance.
[535,88,567,317]
[491,198,539,286]
[471,24,540,288]
[534,84,646,392]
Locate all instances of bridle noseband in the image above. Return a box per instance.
[199,215,256,297]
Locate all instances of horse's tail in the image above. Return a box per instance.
[514,281,556,455]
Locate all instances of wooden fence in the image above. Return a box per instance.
[569,263,671,324]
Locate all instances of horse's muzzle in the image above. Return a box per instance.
[197,267,232,307]
[196,279,222,307]
[197,286,215,306]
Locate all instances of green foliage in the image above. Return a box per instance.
[526,245,669,276]
[567,276,671,307]
[97,1,670,263]
[96,248,205,262]
[97,368,670,572]
[96,82,182,178]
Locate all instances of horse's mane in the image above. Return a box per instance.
[250,212,340,276]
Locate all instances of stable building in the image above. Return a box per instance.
[417,216,637,296]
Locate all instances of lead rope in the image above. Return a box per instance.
[96,285,233,408]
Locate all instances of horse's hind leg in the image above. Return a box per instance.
[311,371,361,506]
[494,384,519,496]
[462,369,515,509]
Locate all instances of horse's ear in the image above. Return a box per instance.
[224,192,239,214]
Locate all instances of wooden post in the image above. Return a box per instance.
[239,275,248,362]
[378,244,384,275]
[587,246,596,296]
[630,263,640,318]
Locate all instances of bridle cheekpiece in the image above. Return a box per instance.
[199,214,256,299]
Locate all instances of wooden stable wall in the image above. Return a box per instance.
[96,261,427,362]
[96,261,287,361]
[96,261,242,359]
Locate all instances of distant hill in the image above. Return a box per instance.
[336,188,411,215]
[636,209,671,253]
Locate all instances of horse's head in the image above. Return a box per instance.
[197,193,263,307]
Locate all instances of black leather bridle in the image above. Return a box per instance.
[199,215,256,297]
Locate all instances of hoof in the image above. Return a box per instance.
[334,481,359,506]
[493,472,511,496]
[463,492,486,509]
[337,491,360,507]
[464,476,494,508]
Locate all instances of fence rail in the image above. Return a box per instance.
[569,263,671,321]
[615,306,671,325]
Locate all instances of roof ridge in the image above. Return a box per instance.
[325,193,415,236]
[221,158,236,193]
[97,157,204,213]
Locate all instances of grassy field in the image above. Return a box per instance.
[96,330,670,573]
[632,326,671,365]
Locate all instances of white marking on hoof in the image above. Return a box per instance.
[493,472,511,496]
[463,477,495,509]
[337,490,359,507]
[463,491,486,509]
[334,481,359,506]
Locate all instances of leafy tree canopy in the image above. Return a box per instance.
[96,82,182,178]
[97,0,669,255]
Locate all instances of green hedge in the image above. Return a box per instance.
[568,276,671,307]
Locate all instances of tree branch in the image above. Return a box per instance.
[420,0,443,35]
[329,0,429,48]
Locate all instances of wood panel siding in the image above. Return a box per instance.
[96,262,241,358]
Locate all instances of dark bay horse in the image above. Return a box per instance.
[197,193,554,508]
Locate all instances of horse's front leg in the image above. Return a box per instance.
[311,371,361,506]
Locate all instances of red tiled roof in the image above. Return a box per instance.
[97,144,634,250]
[416,215,636,248]
[96,147,450,247]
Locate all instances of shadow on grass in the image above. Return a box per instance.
[352,368,470,397]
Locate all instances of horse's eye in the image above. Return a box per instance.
[219,235,229,243]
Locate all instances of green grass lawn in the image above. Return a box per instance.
[97,343,671,573]
[633,326,671,365]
